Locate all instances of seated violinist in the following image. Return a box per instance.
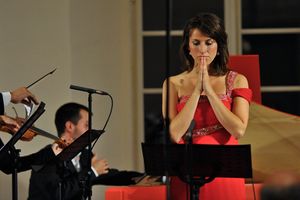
[27,102,144,200]
[0,86,58,173]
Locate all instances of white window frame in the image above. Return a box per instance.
[134,0,300,170]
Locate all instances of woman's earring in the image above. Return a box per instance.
[217,52,220,55]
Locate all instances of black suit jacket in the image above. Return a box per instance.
[28,145,143,200]
[0,141,55,174]
[28,145,90,200]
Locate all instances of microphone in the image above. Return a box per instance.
[70,84,108,95]
[184,120,195,144]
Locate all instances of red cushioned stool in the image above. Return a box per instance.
[105,185,166,200]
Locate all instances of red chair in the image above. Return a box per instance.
[105,183,262,200]
[245,183,263,200]
[105,185,166,200]
[229,55,263,200]
[228,55,262,103]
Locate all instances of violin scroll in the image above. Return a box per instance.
[54,139,69,149]
[52,138,73,155]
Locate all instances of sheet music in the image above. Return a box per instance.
[24,102,35,119]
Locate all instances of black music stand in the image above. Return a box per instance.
[55,129,104,200]
[0,102,46,200]
[142,143,252,200]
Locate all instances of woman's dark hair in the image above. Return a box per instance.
[180,13,229,75]
[55,102,89,137]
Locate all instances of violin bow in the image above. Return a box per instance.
[30,126,60,141]
[26,68,57,89]
[24,68,57,118]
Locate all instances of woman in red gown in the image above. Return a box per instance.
[162,13,252,200]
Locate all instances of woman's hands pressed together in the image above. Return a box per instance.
[194,57,214,96]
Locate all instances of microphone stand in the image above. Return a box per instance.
[182,120,214,200]
[83,92,93,200]
[184,120,194,200]
[70,85,112,200]
[70,90,94,200]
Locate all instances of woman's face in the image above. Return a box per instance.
[188,28,218,67]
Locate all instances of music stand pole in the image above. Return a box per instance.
[164,0,172,199]
[0,102,45,200]
[55,129,104,200]
[10,146,20,200]
[57,161,66,200]
[188,176,215,200]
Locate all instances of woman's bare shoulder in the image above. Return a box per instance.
[233,73,249,88]
[166,72,187,86]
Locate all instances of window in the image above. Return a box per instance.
[241,0,300,115]
[139,0,300,144]
[142,0,224,143]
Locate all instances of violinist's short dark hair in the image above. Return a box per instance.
[180,13,229,76]
[55,102,89,137]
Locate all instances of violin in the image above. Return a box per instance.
[0,116,58,141]
[0,119,71,152]
[0,125,37,141]
[53,138,71,149]
[0,116,71,149]
[51,137,74,156]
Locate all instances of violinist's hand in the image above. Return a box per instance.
[134,175,161,186]
[0,115,20,133]
[10,87,39,106]
[51,142,63,155]
[51,137,73,155]
[92,155,109,175]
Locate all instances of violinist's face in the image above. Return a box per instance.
[72,109,89,140]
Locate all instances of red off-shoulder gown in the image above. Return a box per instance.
[170,71,252,200]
